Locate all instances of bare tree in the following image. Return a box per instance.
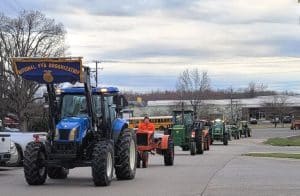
[176,68,210,118]
[247,81,268,98]
[0,10,66,130]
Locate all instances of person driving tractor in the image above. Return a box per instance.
[138,116,155,133]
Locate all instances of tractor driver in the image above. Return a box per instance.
[138,116,155,133]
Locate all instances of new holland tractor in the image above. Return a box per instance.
[11,57,136,186]
[210,119,229,145]
[169,109,204,155]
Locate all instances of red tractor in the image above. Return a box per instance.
[136,128,174,168]
[192,120,211,152]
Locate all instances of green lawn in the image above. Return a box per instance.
[264,136,300,146]
[244,153,300,159]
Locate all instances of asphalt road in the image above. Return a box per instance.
[1,128,300,196]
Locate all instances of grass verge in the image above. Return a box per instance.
[244,152,300,159]
[264,136,300,146]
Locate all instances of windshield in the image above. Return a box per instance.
[173,112,193,125]
[61,95,87,118]
[60,94,105,118]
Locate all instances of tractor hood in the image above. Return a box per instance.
[55,117,90,142]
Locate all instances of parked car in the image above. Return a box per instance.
[0,133,11,165]
[282,116,292,123]
[249,118,257,124]
[0,127,47,166]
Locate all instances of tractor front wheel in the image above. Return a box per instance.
[164,138,174,166]
[115,129,137,180]
[141,151,149,168]
[24,142,47,185]
[92,140,114,186]
[204,136,210,151]
[48,167,69,179]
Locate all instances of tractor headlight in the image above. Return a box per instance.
[69,128,78,141]
[191,131,195,138]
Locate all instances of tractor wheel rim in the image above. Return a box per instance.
[107,152,113,177]
[129,140,136,171]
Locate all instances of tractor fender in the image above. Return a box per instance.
[112,118,128,141]
[160,135,170,150]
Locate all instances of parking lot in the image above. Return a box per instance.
[0,128,299,196]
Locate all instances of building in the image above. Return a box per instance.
[131,95,300,121]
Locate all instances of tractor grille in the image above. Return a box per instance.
[52,142,77,155]
[136,133,148,146]
[59,129,70,140]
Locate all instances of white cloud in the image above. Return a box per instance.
[1,0,300,92]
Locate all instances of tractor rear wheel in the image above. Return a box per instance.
[190,141,196,155]
[195,131,203,154]
[164,138,174,166]
[48,167,69,179]
[142,151,149,168]
[92,140,114,186]
[223,134,228,145]
[115,129,137,180]
[24,142,47,185]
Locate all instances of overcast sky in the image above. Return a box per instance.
[1,0,300,92]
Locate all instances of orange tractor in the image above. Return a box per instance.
[136,128,174,168]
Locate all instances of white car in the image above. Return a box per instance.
[1,127,47,166]
[0,133,11,165]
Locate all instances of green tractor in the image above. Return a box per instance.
[239,121,252,138]
[226,124,240,140]
[169,110,203,155]
[210,119,229,145]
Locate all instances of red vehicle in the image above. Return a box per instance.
[136,128,174,168]
[291,118,300,130]
[192,120,211,151]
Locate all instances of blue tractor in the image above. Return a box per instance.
[11,57,136,186]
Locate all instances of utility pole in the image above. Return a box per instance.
[91,60,102,87]
[230,87,233,123]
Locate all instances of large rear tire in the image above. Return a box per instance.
[92,140,114,186]
[24,142,47,185]
[115,129,137,180]
[195,131,203,154]
[190,141,196,155]
[223,134,228,145]
[164,138,174,166]
[48,167,69,179]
